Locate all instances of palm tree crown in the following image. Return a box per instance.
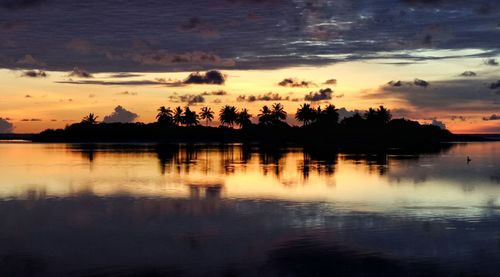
[219,105,238,127]
[236,108,252,128]
[318,104,339,125]
[271,103,287,121]
[173,106,184,126]
[295,103,316,126]
[365,105,392,124]
[259,103,287,126]
[200,107,214,126]
[258,105,272,125]
[81,113,98,124]
[183,107,199,126]
[156,106,174,125]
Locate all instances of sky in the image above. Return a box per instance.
[0,0,499,133]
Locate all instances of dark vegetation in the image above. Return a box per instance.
[34,103,454,149]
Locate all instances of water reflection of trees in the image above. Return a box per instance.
[68,143,455,180]
[342,154,389,176]
[300,148,339,180]
[258,146,286,177]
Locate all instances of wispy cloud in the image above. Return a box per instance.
[169,94,206,105]
[387,78,430,88]
[278,78,316,88]
[483,114,500,121]
[237,92,290,102]
[21,70,47,78]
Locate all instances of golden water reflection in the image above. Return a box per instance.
[0,142,498,218]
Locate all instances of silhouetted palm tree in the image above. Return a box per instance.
[219,105,238,127]
[200,107,214,126]
[236,108,252,128]
[183,107,199,126]
[81,113,98,124]
[156,106,174,125]
[376,105,392,124]
[271,103,287,122]
[364,105,391,125]
[318,104,339,125]
[258,105,272,125]
[295,103,316,126]
[173,106,184,126]
[364,107,377,120]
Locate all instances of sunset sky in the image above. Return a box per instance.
[0,0,499,133]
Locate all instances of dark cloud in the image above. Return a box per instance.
[178,17,218,38]
[366,78,500,114]
[414,78,430,87]
[476,3,499,15]
[103,105,138,123]
[179,17,202,31]
[483,114,500,121]
[391,108,414,118]
[0,20,27,32]
[108,73,143,78]
[278,78,316,88]
[323,79,337,85]
[202,90,228,96]
[387,78,429,88]
[55,79,183,87]
[304,88,333,102]
[21,70,47,78]
[225,0,284,3]
[489,80,500,90]
[387,80,404,87]
[0,118,14,133]
[451,115,466,121]
[65,38,92,54]
[484,58,499,66]
[117,91,137,96]
[401,0,447,5]
[460,71,477,77]
[0,0,47,10]
[21,118,42,121]
[237,92,289,102]
[170,94,206,105]
[130,51,235,68]
[68,67,93,78]
[0,0,498,71]
[184,70,225,85]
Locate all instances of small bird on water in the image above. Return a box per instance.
[467,156,472,163]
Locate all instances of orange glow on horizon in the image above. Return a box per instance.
[1,55,499,134]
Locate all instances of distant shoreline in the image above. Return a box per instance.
[1,132,499,143]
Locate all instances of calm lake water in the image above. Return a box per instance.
[0,142,499,276]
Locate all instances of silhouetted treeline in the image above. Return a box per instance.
[33,104,455,149]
